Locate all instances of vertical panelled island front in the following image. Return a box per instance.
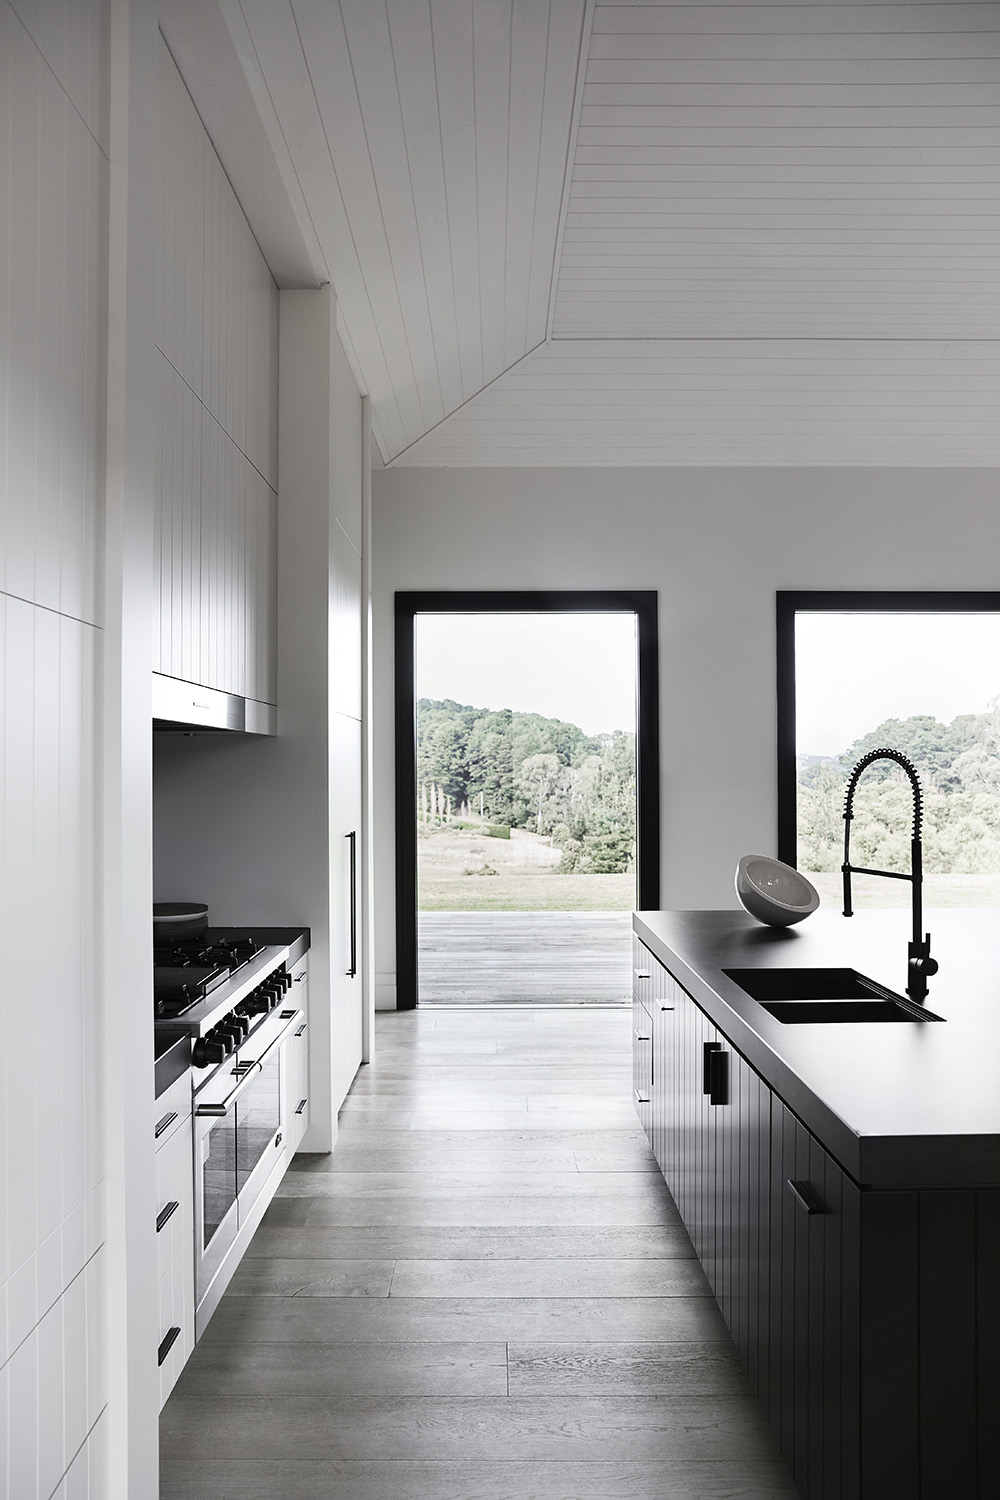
[633,908,1000,1500]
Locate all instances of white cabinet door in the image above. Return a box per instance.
[155,38,278,705]
[330,712,364,1108]
[331,524,362,720]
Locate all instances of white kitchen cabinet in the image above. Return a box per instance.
[153,1073,194,1410]
[154,37,279,707]
[331,713,364,1107]
[286,956,311,1157]
[331,523,363,720]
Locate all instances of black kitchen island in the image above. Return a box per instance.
[632,908,1000,1500]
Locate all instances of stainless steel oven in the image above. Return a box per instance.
[192,998,303,1325]
[153,927,311,1338]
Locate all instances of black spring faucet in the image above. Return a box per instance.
[842,748,938,1002]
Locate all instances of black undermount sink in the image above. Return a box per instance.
[722,967,945,1023]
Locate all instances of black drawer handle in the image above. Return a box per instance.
[708,1047,728,1107]
[659,1003,675,1012]
[633,1027,651,1042]
[158,1326,180,1366]
[154,1110,178,1140]
[787,1179,828,1216]
[702,1041,721,1094]
[156,1200,179,1234]
[294,1023,307,1037]
[295,1098,307,1115]
[633,968,650,981]
[633,1087,650,1104]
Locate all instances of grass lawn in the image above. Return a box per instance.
[418,871,636,912]
[807,871,1000,909]
[417,823,636,911]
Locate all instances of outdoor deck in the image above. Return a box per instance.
[418,911,633,1005]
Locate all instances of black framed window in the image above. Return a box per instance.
[777,591,1000,910]
[395,590,660,1009]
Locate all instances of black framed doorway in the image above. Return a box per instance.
[395,590,660,1009]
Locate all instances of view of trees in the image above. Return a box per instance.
[798,702,1000,874]
[417,698,636,874]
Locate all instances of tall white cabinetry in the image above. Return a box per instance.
[154,39,278,710]
[329,329,366,1111]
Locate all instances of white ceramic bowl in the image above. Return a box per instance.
[735,855,820,927]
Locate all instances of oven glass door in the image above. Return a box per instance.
[202,1111,238,1249]
[236,1051,281,1194]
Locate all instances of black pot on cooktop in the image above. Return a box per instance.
[153,902,209,941]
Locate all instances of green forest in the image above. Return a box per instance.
[417,698,637,874]
[798,702,1000,874]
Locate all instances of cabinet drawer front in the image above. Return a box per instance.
[153,1072,191,1147]
[158,1237,194,1411]
[155,1113,194,1281]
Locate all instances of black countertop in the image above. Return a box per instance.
[633,908,1000,1191]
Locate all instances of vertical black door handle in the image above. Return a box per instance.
[346,830,357,977]
[708,1047,729,1107]
[703,1041,721,1094]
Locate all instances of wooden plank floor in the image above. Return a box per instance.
[418,911,633,1004]
[160,1008,800,1500]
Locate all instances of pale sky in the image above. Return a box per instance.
[415,612,637,737]
[796,612,1000,758]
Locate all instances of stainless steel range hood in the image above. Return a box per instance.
[152,673,277,735]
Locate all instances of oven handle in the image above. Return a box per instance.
[196,1059,262,1117]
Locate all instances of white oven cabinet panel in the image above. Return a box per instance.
[155,1113,194,1283]
[331,521,362,720]
[330,713,364,1111]
[157,1237,195,1410]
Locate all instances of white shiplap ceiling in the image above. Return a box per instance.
[184,1,1000,465]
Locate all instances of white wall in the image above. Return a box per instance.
[1,1,111,1493]
[371,465,1000,1004]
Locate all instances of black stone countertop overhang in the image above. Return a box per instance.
[633,908,1000,1191]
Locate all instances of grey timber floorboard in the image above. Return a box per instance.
[418,911,633,1005]
[160,1007,799,1499]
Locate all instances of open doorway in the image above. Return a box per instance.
[395,592,659,1008]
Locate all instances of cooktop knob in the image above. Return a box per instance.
[192,1036,227,1068]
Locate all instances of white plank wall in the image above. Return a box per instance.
[0,5,108,1495]
[155,37,278,703]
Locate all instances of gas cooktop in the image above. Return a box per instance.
[152,926,311,1033]
[153,933,268,1015]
